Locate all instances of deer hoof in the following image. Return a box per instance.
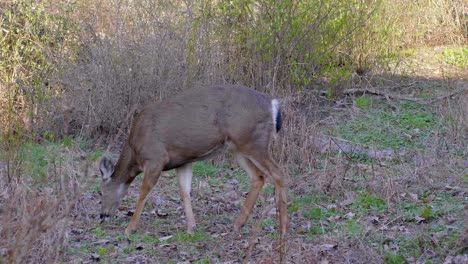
[187,225,197,234]
[125,227,137,235]
[233,221,245,233]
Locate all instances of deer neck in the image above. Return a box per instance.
[112,142,138,184]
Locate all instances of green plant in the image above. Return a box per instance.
[21,141,65,184]
[90,227,104,237]
[167,229,211,243]
[384,250,405,264]
[193,259,210,264]
[356,96,372,109]
[337,102,437,150]
[289,195,313,213]
[440,47,468,68]
[193,162,218,177]
[352,193,387,215]
[0,0,77,181]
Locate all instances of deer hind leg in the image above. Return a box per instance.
[247,152,289,236]
[234,153,265,233]
[125,162,164,235]
[177,163,197,234]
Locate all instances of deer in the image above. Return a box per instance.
[98,84,289,237]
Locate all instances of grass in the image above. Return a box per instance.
[440,46,468,68]
[193,161,218,177]
[352,193,387,215]
[166,229,211,244]
[384,250,405,264]
[337,101,437,150]
[356,96,373,109]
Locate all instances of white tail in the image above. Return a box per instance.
[98,85,288,236]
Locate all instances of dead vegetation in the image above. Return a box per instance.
[0,0,467,263]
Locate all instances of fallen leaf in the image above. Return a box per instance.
[344,212,355,219]
[415,216,425,223]
[340,198,355,206]
[159,235,173,242]
[318,244,337,252]
[409,193,419,201]
[153,196,166,207]
[318,258,329,264]
[92,239,110,246]
[135,243,144,250]
[90,253,100,261]
[156,209,168,217]
[228,179,239,185]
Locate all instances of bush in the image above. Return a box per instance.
[0,0,77,181]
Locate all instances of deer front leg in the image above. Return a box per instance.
[177,163,197,234]
[125,164,163,235]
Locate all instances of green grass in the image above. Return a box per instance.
[396,191,464,222]
[384,250,405,264]
[352,193,387,215]
[166,229,211,243]
[21,141,63,183]
[193,161,218,177]
[440,46,468,68]
[193,259,210,264]
[356,96,372,109]
[21,138,102,184]
[337,101,437,150]
[87,147,103,162]
[90,227,104,237]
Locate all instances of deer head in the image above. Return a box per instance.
[98,156,130,222]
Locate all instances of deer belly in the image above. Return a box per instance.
[162,141,229,171]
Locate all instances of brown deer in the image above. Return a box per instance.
[98,85,289,236]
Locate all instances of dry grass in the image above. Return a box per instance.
[0,144,94,264]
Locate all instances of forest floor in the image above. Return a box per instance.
[1,45,467,264]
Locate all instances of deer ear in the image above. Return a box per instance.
[99,157,114,180]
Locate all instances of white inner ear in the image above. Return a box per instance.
[100,159,114,180]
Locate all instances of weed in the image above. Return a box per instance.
[384,250,405,264]
[263,184,275,195]
[87,148,103,162]
[193,162,218,177]
[352,193,387,215]
[193,259,210,264]
[289,195,313,213]
[356,96,372,109]
[344,219,362,235]
[91,227,104,237]
[338,101,437,150]
[261,218,274,229]
[440,47,468,68]
[89,183,100,193]
[167,229,211,243]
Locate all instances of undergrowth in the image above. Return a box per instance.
[337,101,437,150]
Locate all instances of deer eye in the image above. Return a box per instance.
[98,191,102,196]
